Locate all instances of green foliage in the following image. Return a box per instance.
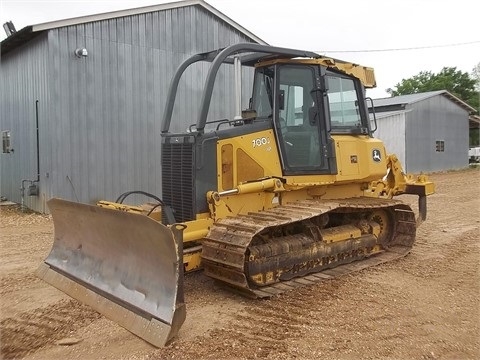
[389,66,479,112]
[473,63,480,92]
[470,128,479,147]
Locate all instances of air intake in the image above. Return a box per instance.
[161,135,196,223]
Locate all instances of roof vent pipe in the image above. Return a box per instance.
[3,21,16,37]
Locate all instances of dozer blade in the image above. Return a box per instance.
[36,198,186,347]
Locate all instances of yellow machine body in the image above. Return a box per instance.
[37,44,434,347]
[177,129,433,271]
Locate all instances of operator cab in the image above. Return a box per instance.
[250,62,371,175]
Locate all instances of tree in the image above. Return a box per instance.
[470,64,480,147]
[472,62,480,92]
[388,67,479,112]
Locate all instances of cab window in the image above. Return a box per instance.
[251,66,274,118]
[326,76,362,128]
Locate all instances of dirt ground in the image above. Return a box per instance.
[1,169,479,360]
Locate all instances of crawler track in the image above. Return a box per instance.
[201,197,416,298]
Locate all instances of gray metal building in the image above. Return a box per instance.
[371,90,475,173]
[0,0,266,213]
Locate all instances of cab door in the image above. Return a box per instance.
[274,64,336,175]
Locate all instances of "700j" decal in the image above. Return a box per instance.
[252,137,271,148]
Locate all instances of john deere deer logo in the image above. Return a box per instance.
[372,149,381,162]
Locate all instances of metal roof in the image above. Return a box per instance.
[1,0,267,55]
[373,90,476,114]
[368,109,410,120]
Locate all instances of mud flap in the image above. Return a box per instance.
[36,198,186,347]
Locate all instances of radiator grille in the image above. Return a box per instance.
[162,139,195,222]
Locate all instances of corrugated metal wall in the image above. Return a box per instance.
[405,96,469,173]
[0,34,50,212]
[1,5,256,212]
[374,112,406,167]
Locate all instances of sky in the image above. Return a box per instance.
[0,0,478,98]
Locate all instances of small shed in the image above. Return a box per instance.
[0,0,266,213]
[371,90,475,173]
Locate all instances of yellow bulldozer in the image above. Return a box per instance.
[37,43,434,347]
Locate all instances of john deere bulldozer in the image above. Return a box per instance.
[37,43,434,347]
